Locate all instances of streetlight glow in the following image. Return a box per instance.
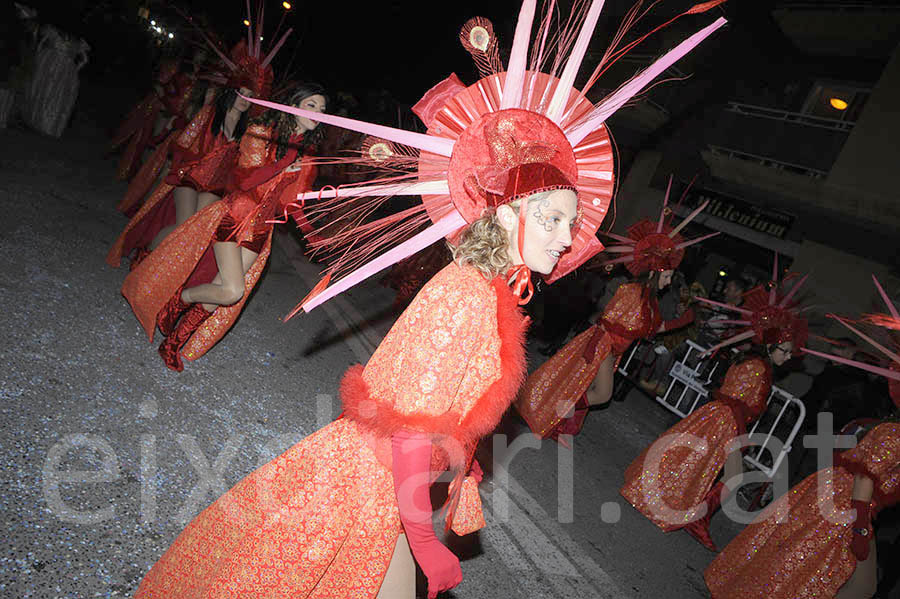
[243,19,251,26]
[151,20,156,25]
[283,1,292,9]
[830,97,848,111]
[168,33,174,39]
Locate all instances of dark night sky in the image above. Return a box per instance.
[26,0,802,105]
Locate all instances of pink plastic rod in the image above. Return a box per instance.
[872,274,900,319]
[500,0,536,109]
[302,211,467,312]
[546,0,607,122]
[565,17,727,147]
[242,96,455,157]
[695,296,753,316]
[801,348,900,380]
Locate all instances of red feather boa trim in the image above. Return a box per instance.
[339,277,529,470]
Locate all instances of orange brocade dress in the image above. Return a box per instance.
[705,422,900,599]
[515,281,660,438]
[120,124,316,362]
[619,356,772,531]
[133,263,529,598]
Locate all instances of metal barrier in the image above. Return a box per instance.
[627,339,806,506]
[654,340,726,418]
[743,385,806,479]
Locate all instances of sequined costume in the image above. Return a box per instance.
[619,355,772,531]
[120,124,314,362]
[133,262,528,598]
[115,74,202,216]
[705,422,900,598]
[23,25,88,138]
[110,60,178,180]
[516,281,694,439]
[106,103,231,268]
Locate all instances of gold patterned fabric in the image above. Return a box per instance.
[619,357,772,531]
[133,418,402,599]
[516,324,613,437]
[122,201,228,340]
[514,281,656,437]
[704,423,900,598]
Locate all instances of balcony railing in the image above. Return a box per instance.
[705,102,852,174]
[707,145,828,179]
[725,102,855,131]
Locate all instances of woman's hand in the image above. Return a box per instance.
[284,159,305,173]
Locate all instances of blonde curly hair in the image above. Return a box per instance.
[450,192,553,279]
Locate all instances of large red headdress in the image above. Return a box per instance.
[183,1,290,116]
[695,253,811,354]
[596,176,719,276]
[802,275,900,409]
[245,0,728,315]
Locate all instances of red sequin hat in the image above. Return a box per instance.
[802,275,900,409]
[182,2,291,115]
[695,253,811,353]
[597,175,719,275]
[245,0,728,314]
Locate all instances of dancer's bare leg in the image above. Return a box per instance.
[586,354,616,406]
[836,539,877,599]
[376,533,415,599]
[723,445,743,489]
[149,186,198,249]
[182,242,257,307]
[196,191,220,212]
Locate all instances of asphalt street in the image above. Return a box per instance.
[0,86,747,598]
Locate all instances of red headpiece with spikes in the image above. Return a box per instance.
[181,1,291,116]
[243,0,728,314]
[696,253,810,354]
[598,175,719,275]
[802,275,900,409]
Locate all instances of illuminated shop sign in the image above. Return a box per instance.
[685,188,795,239]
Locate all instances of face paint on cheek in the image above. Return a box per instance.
[531,197,554,233]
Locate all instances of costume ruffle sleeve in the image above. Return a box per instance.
[229,126,300,193]
[835,422,900,510]
[600,281,661,353]
[341,263,528,472]
[711,356,772,437]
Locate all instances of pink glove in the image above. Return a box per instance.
[849,499,873,561]
[392,430,463,598]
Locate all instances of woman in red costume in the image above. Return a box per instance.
[110,47,208,181]
[130,1,725,595]
[619,260,810,551]
[515,181,714,443]
[115,77,218,218]
[705,283,900,598]
[106,38,277,269]
[121,84,326,371]
[109,58,178,180]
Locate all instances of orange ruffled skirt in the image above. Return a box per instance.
[134,418,402,599]
[120,201,272,361]
[620,401,738,531]
[704,467,858,598]
[515,324,613,438]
